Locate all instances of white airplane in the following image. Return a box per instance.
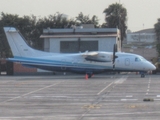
[4,27,156,78]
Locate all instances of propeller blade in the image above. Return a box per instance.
[112,44,118,69]
[113,64,115,69]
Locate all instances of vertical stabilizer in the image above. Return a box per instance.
[4,27,44,58]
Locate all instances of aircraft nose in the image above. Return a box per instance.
[149,63,156,70]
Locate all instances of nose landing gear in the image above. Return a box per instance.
[141,74,145,78]
[140,71,145,78]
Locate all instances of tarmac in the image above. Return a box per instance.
[0,73,160,120]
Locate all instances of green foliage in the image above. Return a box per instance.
[103,3,127,41]
[0,12,101,57]
[154,18,160,42]
[0,12,77,57]
[76,12,99,27]
[0,12,100,57]
[0,13,39,57]
[156,43,160,57]
[154,19,160,56]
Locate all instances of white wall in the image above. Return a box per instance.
[44,38,50,52]
[98,38,116,52]
[127,33,156,43]
[45,37,117,53]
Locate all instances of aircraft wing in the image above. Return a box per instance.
[81,51,112,62]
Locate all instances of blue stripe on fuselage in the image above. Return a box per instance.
[8,56,111,69]
[7,56,140,73]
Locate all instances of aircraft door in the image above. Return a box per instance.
[125,58,130,66]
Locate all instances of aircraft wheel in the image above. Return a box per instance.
[141,74,145,78]
[88,74,92,78]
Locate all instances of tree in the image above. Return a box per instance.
[36,13,76,29]
[0,12,77,56]
[154,18,160,56]
[0,12,99,57]
[76,12,99,27]
[154,19,160,42]
[0,13,41,57]
[103,3,127,41]
[156,44,160,57]
[0,12,20,57]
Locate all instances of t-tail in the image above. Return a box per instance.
[3,27,49,58]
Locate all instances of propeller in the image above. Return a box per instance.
[112,44,118,69]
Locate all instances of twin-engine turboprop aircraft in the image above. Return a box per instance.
[3,27,156,78]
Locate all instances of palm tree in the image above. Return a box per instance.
[103,3,127,41]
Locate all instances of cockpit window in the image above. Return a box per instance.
[140,57,147,61]
[135,57,141,62]
[135,57,147,62]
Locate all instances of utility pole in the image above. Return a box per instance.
[118,0,121,29]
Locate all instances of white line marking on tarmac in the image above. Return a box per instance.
[97,82,114,95]
[32,96,68,98]
[97,76,128,95]
[146,77,151,95]
[114,76,128,84]
[2,81,63,103]
[126,95,133,98]
[154,99,160,101]
[121,99,137,101]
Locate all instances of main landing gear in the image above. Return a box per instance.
[85,72,94,79]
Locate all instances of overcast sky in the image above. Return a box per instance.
[0,0,160,32]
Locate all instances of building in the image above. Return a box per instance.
[40,26,121,53]
[122,28,157,60]
[127,28,156,43]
